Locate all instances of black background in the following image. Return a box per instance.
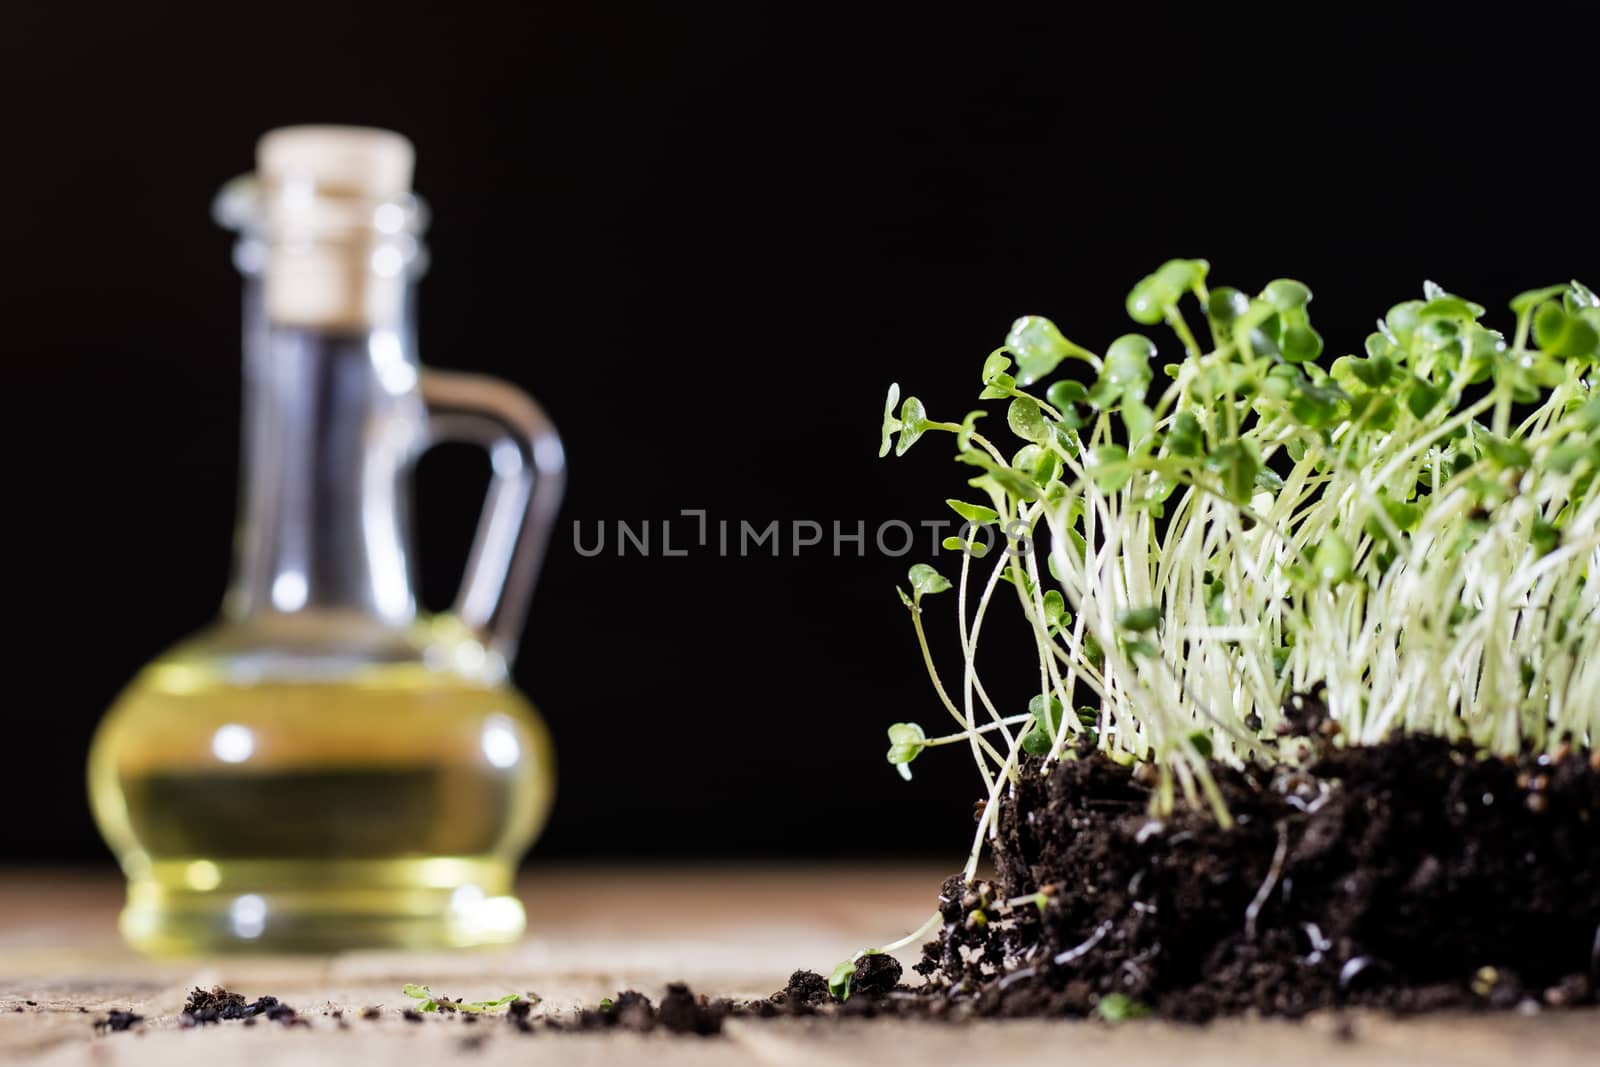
[2,1,1595,864]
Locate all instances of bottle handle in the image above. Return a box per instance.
[419,369,566,663]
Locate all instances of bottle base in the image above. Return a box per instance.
[118,857,525,955]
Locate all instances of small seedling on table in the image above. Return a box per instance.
[401,984,529,1014]
[836,260,1600,985]
[827,959,857,1001]
[1095,993,1151,1022]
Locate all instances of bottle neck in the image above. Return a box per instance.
[225,278,426,626]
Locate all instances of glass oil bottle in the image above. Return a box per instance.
[88,126,564,954]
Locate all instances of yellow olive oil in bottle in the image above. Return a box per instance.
[88,127,565,954]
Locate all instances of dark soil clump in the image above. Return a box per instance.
[783,969,831,1006]
[93,1010,144,1033]
[559,984,736,1036]
[180,986,303,1027]
[656,983,729,1035]
[852,953,905,998]
[915,734,1600,1021]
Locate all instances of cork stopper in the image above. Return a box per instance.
[258,126,415,201]
[254,126,420,330]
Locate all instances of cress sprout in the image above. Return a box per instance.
[840,263,1600,980]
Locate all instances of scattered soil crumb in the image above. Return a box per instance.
[181,987,305,1027]
[93,1010,144,1034]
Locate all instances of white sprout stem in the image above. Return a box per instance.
[955,533,992,784]
[862,910,944,959]
[908,605,1007,778]
[919,714,1033,748]
[962,542,1020,745]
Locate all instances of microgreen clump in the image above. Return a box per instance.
[874,261,1598,881]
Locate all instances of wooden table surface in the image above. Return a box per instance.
[2,865,1596,1066]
